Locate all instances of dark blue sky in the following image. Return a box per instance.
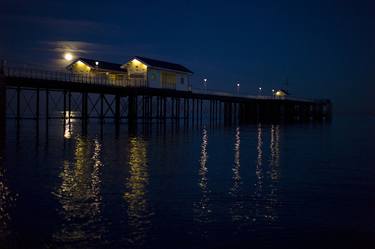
[0,0,374,113]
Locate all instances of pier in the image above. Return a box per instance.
[0,66,331,126]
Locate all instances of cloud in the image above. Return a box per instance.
[0,14,121,34]
[39,40,114,54]
[38,40,158,59]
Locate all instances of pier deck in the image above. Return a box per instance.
[0,66,331,124]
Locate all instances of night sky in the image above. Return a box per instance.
[0,0,374,113]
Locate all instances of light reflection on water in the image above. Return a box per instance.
[2,117,373,249]
[63,112,80,140]
[254,123,264,223]
[229,127,248,227]
[253,124,281,224]
[266,124,280,223]
[194,127,212,227]
[0,163,17,240]
[124,136,152,247]
[52,136,104,244]
[0,126,17,241]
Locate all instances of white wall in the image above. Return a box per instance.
[147,69,190,91]
[176,73,190,91]
[147,69,161,88]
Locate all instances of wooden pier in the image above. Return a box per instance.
[0,66,331,126]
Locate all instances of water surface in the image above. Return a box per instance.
[0,116,374,249]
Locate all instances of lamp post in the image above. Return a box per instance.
[236,83,240,95]
[203,78,207,91]
[272,89,275,97]
[258,87,262,96]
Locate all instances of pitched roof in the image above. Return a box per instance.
[67,58,125,73]
[133,56,193,74]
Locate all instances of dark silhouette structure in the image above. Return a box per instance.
[0,65,331,126]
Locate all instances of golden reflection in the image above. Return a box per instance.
[194,127,212,225]
[253,124,281,224]
[124,136,152,246]
[63,112,78,139]
[264,124,281,222]
[53,137,104,243]
[255,124,263,193]
[64,121,72,139]
[0,167,17,240]
[253,124,264,222]
[270,125,280,181]
[0,128,17,240]
[229,127,248,224]
[231,127,241,194]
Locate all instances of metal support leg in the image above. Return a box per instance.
[63,90,67,119]
[16,87,20,120]
[115,95,121,123]
[36,88,40,120]
[100,93,104,120]
[68,91,72,120]
[0,80,6,130]
[128,95,137,123]
[46,89,49,120]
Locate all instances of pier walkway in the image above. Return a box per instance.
[0,66,331,125]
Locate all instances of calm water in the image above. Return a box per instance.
[0,116,374,249]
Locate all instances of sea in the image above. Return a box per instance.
[0,115,374,249]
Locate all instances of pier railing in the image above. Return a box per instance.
[191,89,324,103]
[3,66,147,88]
[1,65,327,103]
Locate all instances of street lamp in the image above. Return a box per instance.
[236,82,240,95]
[258,87,262,96]
[203,78,207,90]
[272,89,275,97]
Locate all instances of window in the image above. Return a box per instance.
[180,77,184,84]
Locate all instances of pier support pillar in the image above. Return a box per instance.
[149,96,153,120]
[128,95,137,123]
[46,89,49,120]
[0,66,5,158]
[115,95,121,123]
[16,87,20,121]
[63,90,67,119]
[68,91,72,120]
[0,74,6,131]
[280,103,285,122]
[240,103,245,123]
[163,97,167,120]
[192,98,195,123]
[36,88,40,120]
[224,102,232,125]
[100,93,104,120]
[81,92,88,129]
[200,99,203,123]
